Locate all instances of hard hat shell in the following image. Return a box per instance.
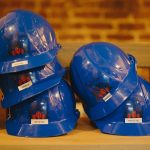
[0,9,60,74]
[0,58,65,108]
[94,77,150,136]
[70,42,138,120]
[6,80,80,137]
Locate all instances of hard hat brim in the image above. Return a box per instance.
[1,69,65,108]
[6,110,79,137]
[0,47,59,74]
[93,77,150,136]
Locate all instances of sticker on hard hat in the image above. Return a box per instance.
[0,89,4,101]
[125,118,142,123]
[103,93,112,102]
[18,81,32,91]
[31,119,48,125]
[12,60,28,67]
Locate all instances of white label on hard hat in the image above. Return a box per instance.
[12,60,28,67]
[0,89,4,101]
[125,118,142,123]
[18,81,32,91]
[31,119,48,125]
[103,93,112,102]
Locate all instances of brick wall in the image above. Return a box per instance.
[0,0,150,44]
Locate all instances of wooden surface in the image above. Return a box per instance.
[0,104,150,150]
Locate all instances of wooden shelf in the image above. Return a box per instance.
[1,104,150,150]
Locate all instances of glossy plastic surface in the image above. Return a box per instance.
[6,80,80,137]
[0,58,65,108]
[70,42,138,120]
[95,77,150,136]
[0,10,60,73]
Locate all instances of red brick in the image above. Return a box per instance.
[50,23,62,29]
[75,12,100,18]
[24,1,35,8]
[140,34,150,40]
[90,34,101,40]
[39,11,47,18]
[59,34,84,40]
[100,0,138,11]
[9,0,22,7]
[41,0,51,7]
[119,23,145,30]
[100,0,128,9]
[50,11,68,18]
[143,1,150,7]
[84,0,137,13]
[49,2,65,7]
[0,1,11,8]
[72,0,134,9]
[41,0,65,8]
[71,1,99,7]
[86,23,112,29]
[69,23,83,28]
[107,34,134,40]
[134,11,150,18]
[105,12,129,18]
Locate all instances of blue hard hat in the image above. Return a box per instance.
[6,80,80,137]
[70,42,138,120]
[0,58,65,108]
[94,77,150,136]
[0,10,60,73]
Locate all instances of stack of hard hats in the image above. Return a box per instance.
[0,10,79,137]
[70,42,150,136]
